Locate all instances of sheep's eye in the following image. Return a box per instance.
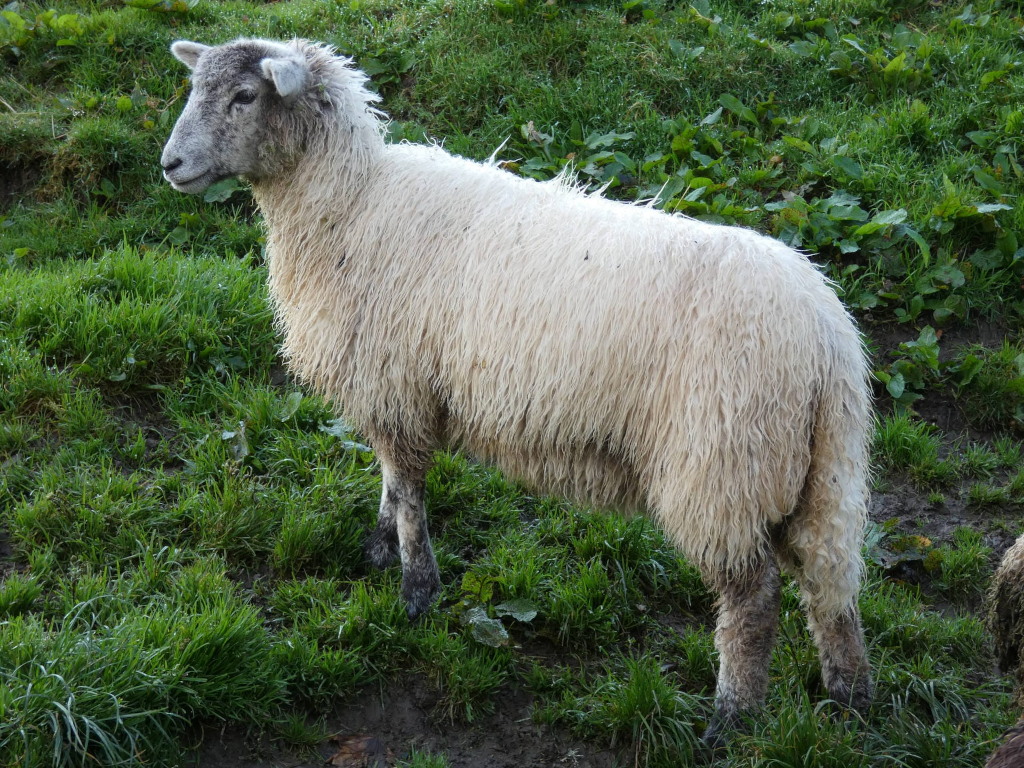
[230,90,257,108]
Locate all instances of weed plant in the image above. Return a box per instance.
[1,0,1023,765]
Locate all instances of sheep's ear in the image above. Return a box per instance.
[261,56,310,103]
[170,40,209,70]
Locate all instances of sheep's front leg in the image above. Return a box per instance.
[376,463,441,619]
[704,556,782,748]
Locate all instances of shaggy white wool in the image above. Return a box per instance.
[244,40,871,613]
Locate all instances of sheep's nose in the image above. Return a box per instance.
[162,157,183,173]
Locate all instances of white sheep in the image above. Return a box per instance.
[161,37,874,741]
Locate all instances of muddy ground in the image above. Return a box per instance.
[193,677,619,768]
[188,496,1022,768]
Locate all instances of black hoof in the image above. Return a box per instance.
[701,715,733,753]
[402,564,441,621]
[701,707,747,758]
[825,672,873,714]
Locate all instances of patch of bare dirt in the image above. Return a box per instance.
[869,478,1022,618]
[871,483,1020,557]
[0,161,43,212]
[193,676,618,768]
[0,523,16,580]
[863,320,1022,575]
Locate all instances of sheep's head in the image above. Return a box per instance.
[161,39,312,194]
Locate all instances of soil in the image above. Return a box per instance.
[864,316,1023,568]
[0,161,42,213]
[191,676,619,768]
[0,522,15,581]
[869,479,1021,600]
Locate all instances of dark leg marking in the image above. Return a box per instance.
[808,605,873,712]
[364,491,399,569]
[704,556,782,747]
[397,505,441,620]
[376,464,440,620]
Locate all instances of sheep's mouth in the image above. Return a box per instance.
[165,168,219,194]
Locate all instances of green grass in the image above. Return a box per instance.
[2,0,1023,765]
[535,655,705,767]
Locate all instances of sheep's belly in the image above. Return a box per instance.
[453,425,647,514]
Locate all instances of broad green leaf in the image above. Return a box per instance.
[700,106,723,126]
[495,599,539,622]
[974,203,1011,214]
[1,11,27,30]
[997,231,1018,257]
[829,203,868,222]
[883,51,908,82]
[828,50,852,72]
[276,391,303,422]
[931,264,965,288]
[896,225,931,264]
[970,248,1005,271]
[585,130,635,150]
[966,130,997,147]
[718,93,757,125]
[886,372,906,400]
[782,136,814,153]
[221,422,249,460]
[319,419,372,453]
[833,156,863,180]
[855,291,879,309]
[954,354,984,387]
[973,168,1005,196]
[854,208,906,235]
[461,572,495,604]
[669,39,704,59]
[842,36,870,56]
[203,178,244,203]
[462,606,509,647]
[873,209,908,226]
[788,40,817,57]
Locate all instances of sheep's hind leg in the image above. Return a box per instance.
[778,459,873,712]
[779,526,872,712]
[806,603,871,711]
[703,556,782,749]
[377,463,441,619]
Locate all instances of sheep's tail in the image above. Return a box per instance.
[781,318,872,619]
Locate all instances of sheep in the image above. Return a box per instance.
[986,535,1024,768]
[160,37,875,742]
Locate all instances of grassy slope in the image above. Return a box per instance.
[1,0,1023,765]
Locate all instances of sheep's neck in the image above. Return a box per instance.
[252,125,383,310]
[252,130,380,232]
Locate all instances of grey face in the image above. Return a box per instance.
[161,39,310,194]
